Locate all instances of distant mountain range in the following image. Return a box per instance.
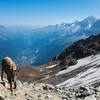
[0,16,100,67]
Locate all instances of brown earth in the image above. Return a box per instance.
[0,66,44,83]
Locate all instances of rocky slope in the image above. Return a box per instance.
[40,54,100,86]
[1,78,100,100]
[0,78,61,100]
[0,49,100,100]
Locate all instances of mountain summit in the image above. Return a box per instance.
[83,16,97,24]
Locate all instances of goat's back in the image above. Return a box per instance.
[2,57,17,74]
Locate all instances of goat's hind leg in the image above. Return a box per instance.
[13,76,17,89]
[14,81,17,89]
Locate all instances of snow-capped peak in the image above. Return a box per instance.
[83,16,97,24]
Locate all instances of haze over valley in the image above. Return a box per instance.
[0,16,100,67]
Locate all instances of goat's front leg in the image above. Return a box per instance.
[10,82,13,92]
[8,76,13,92]
[1,69,4,81]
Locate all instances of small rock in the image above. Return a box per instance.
[5,98,11,100]
[45,95,53,100]
[62,95,69,100]
[37,95,42,98]
[23,82,28,85]
[43,84,57,91]
[0,83,6,99]
[84,95,96,100]
[16,80,22,87]
[75,86,91,98]
[94,86,100,92]
[5,90,11,97]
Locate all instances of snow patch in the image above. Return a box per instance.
[88,24,92,28]
[56,55,94,76]
[56,54,100,87]
[46,64,58,69]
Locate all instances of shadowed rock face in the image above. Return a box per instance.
[52,33,100,64]
[59,56,77,67]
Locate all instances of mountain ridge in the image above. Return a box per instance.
[0,16,100,67]
[48,33,100,67]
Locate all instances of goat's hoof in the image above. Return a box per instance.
[10,89,13,92]
[14,87,16,89]
[11,92,13,95]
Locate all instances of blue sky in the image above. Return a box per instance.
[0,0,100,26]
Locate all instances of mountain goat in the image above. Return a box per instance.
[1,57,19,91]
